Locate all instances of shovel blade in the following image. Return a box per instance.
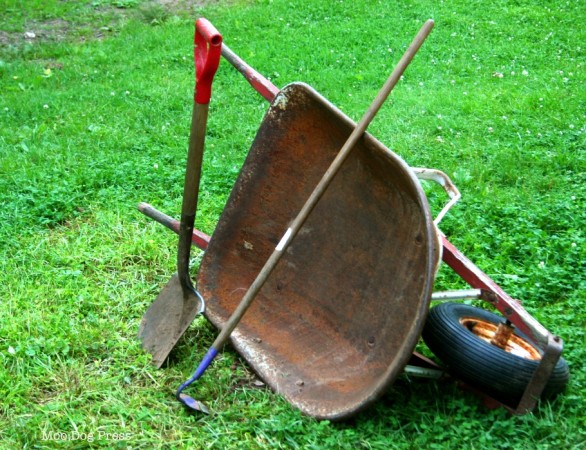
[139,274,204,368]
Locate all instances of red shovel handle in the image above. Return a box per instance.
[194,18,222,104]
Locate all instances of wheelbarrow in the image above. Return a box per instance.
[138,19,568,420]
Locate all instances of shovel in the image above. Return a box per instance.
[138,19,223,368]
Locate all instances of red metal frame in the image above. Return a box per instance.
[139,38,563,415]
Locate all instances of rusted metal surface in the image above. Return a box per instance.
[197,83,436,420]
[460,318,540,360]
[215,41,565,415]
[488,320,515,353]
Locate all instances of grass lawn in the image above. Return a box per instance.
[1,0,584,448]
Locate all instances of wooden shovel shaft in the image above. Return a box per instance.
[212,19,435,349]
[177,102,209,292]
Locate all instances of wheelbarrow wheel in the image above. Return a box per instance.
[422,302,569,400]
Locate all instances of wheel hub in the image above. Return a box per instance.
[460,318,541,361]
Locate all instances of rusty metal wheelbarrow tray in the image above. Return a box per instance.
[139,31,564,418]
[196,82,437,420]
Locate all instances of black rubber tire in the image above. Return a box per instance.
[422,302,569,401]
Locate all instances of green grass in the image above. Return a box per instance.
[1,0,585,448]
